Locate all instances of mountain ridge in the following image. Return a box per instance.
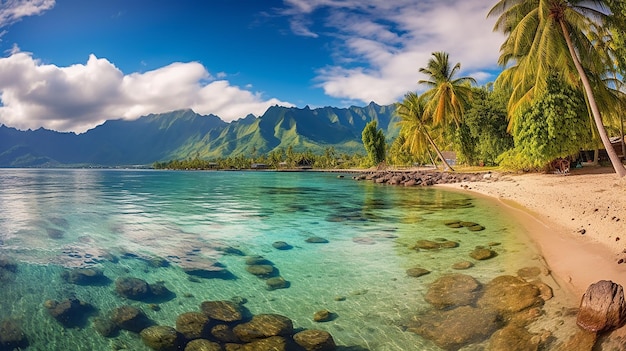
[0,103,399,167]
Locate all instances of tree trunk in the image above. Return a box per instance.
[560,20,626,177]
[423,127,454,171]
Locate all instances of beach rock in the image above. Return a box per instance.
[211,324,240,343]
[93,316,117,337]
[408,305,501,350]
[185,339,223,351]
[478,275,543,318]
[176,312,211,340]
[424,274,481,309]
[313,309,333,322]
[460,221,479,227]
[140,325,182,351]
[532,281,554,301]
[555,330,597,351]
[577,280,626,332]
[245,264,275,277]
[201,300,244,322]
[43,297,94,328]
[467,225,485,232]
[305,236,329,244]
[406,267,430,278]
[115,277,150,300]
[245,256,271,265]
[470,247,497,260]
[272,241,292,250]
[61,267,108,285]
[233,314,293,342]
[452,261,474,270]
[0,319,27,349]
[487,325,540,351]
[110,305,152,332]
[412,240,441,250]
[293,329,336,351]
[517,267,542,280]
[266,276,289,290]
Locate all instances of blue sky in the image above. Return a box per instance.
[0,0,504,133]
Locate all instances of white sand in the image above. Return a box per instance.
[437,166,626,298]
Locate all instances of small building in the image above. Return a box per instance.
[251,163,269,169]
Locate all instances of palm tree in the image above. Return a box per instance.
[396,92,454,170]
[489,0,626,177]
[418,51,477,127]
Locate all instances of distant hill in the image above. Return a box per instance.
[0,102,399,167]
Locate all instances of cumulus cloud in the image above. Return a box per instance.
[0,0,55,28]
[281,0,505,104]
[0,51,291,133]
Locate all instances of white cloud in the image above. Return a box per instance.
[282,0,505,104]
[0,0,55,28]
[0,52,292,133]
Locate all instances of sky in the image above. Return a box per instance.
[0,0,505,133]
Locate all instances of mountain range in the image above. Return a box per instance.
[0,102,400,167]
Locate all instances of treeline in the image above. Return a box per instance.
[153,146,368,170]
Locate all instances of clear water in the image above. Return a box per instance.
[0,169,578,350]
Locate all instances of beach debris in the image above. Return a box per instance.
[200,300,244,323]
[43,297,95,328]
[406,267,431,278]
[425,274,482,310]
[272,241,292,250]
[110,305,153,333]
[313,309,334,322]
[233,314,294,342]
[140,325,183,351]
[175,312,210,340]
[305,236,329,244]
[293,329,336,351]
[0,319,27,350]
[576,280,626,332]
[470,247,497,260]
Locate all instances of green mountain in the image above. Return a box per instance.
[0,102,399,167]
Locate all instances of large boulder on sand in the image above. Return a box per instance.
[233,314,293,342]
[577,280,626,332]
[140,325,182,351]
[424,274,481,309]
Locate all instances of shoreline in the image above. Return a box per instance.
[434,166,626,298]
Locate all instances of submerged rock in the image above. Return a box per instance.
[266,276,289,290]
[93,316,117,337]
[406,267,431,278]
[452,261,474,270]
[293,329,336,351]
[272,241,292,250]
[61,267,108,285]
[0,319,27,349]
[424,274,481,309]
[200,300,244,322]
[313,310,334,322]
[487,325,541,351]
[211,324,240,343]
[577,280,626,332]
[115,277,150,300]
[110,305,152,332]
[185,339,223,351]
[305,236,329,244]
[478,275,543,318]
[43,298,94,328]
[470,247,497,260]
[233,314,294,342]
[408,305,501,350]
[140,325,182,351]
[245,265,275,277]
[176,312,210,340]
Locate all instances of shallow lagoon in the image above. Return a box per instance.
[0,169,580,350]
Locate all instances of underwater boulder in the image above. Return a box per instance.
[211,324,240,343]
[245,256,271,265]
[470,247,497,260]
[110,305,153,333]
[406,267,430,278]
[425,274,482,310]
[233,314,294,342]
[487,324,541,351]
[200,300,244,323]
[266,276,289,290]
[184,339,223,351]
[313,309,334,322]
[245,265,275,277]
[478,275,544,318]
[92,316,117,337]
[115,277,150,300]
[43,297,94,328]
[176,312,211,340]
[61,267,109,285]
[293,329,336,351]
[452,261,474,270]
[272,241,292,250]
[0,319,27,349]
[305,237,329,244]
[140,325,183,351]
[231,335,290,351]
[408,305,501,351]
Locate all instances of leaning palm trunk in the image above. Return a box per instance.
[560,20,626,177]
[422,127,454,171]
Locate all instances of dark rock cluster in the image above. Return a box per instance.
[352,170,494,187]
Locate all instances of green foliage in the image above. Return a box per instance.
[499,73,592,170]
[460,86,514,165]
[361,120,387,166]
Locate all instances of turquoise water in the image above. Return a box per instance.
[0,169,578,350]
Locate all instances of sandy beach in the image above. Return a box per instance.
[437,165,626,298]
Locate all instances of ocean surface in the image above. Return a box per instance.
[0,169,580,350]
